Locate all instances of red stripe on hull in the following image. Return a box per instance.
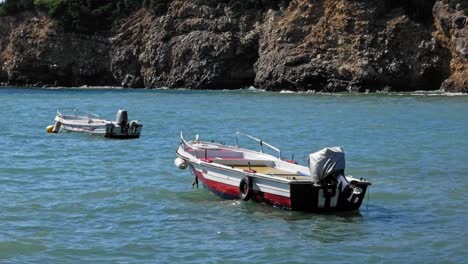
[193,168,239,198]
[262,193,292,208]
[192,167,293,209]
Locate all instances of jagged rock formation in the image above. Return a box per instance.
[0,0,467,92]
[0,12,115,86]
[255,0,451,91]
[433,1,468,92]
[110,1,269,89]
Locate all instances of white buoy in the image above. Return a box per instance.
[174,157,187,170]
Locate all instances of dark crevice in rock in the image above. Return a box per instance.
[384,0,437,26]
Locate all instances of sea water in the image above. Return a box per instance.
[0,87,467,263]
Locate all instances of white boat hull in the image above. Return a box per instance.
[52,110,142,139]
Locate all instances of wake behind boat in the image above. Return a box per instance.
[175,132,371,212]
[47,109,143,139]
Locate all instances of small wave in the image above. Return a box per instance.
[279,90,296,94]
[244,86,266,92]
[79,85,122,89]
[445,92,467,96]
[43,86,66,90]
[278,90,313,94]
[395,90,468,96]
[44,86,123,90]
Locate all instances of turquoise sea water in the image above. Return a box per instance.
[0,87,467,263]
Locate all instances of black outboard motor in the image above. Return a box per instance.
[116,109,128,127]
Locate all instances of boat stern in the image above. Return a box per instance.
[289,178,370,212]
[104,122,142,139]
[105,110,143,139]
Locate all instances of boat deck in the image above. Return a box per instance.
[233,165,295,175]
[232,165,311,181]
[185,146,312,181]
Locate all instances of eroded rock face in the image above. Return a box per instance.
[0,1,466,92]
[0,12,115,87]
[433,1,468,92]
[110,1,264,89]
[254,0,451,92]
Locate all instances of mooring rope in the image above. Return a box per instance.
[367,186,370,211]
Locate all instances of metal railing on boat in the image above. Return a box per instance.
[180,131,282,159]
[234,132,281,159]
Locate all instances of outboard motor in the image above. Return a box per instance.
[129,120,139,132]
[308,147,345,183]
[308,147,363,205]
[116,109,128,127]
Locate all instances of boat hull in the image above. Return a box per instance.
[55,115,142,139]
[103,124,142,139]
[189,163,368,212]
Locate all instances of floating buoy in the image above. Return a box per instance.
[174,157,187,170]
[47,121,61,133]
[46,125,54,133]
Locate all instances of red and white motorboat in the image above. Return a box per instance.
[175,132,371,212]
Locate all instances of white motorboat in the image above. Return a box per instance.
[175,132,371,212]
[47,109,142,139]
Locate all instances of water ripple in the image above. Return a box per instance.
[0,87,467,263]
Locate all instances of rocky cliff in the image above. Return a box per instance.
[0,12,115,86]
[0,0,466,92]
[433,1,468,92]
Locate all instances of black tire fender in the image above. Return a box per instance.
[239,176,252,201]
